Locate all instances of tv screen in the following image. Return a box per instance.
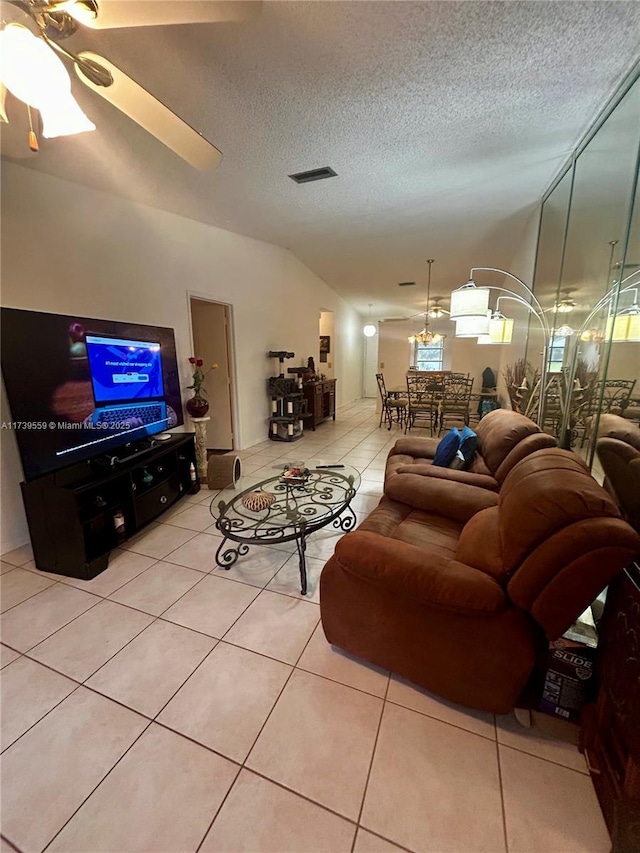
[1,308,184,480]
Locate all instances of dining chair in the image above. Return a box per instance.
[376,373,408,430]
[580,378,637,447]
[438,375,474,435]
[405,374,443,435]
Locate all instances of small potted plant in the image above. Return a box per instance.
[186,356,218,418]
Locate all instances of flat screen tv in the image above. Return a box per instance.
[1,308,184,480]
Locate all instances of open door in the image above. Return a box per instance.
[189,297,235,450]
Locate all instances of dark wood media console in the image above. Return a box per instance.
[21,433,199,580]
[303,379,336,430]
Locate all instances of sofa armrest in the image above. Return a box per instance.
[395,463,499,491]
[385,472,499,522]
[389,436,440,459]
[333,531,506,614]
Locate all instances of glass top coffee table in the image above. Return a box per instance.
[209,464,360,595]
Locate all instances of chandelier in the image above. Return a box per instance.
[408,260,444,345]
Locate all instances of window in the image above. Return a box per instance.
[548,335,567,373]
[413,340,444,371]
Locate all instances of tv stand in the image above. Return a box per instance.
[92,437,159,469]
[21,433,199,580]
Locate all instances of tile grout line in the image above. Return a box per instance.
[496,733,510,853]
[496,740,590,777]
[39,716,156,853]
[0,680,85,757]
[0,833,23,853]
[0,570,62,612]
[382,696,498,743]
[350,669,391,853]
[1,592,104,657]
[190,602,321,852]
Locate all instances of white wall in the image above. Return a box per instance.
[1,162,363,552]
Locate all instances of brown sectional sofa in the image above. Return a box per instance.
[596,414,640,534]
[385,408,557,492]
[320,448,640,713]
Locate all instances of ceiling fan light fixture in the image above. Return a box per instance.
[40,95,96,137]
[0,23,95,137]
[428,301,448,319]
[56,0,99,26]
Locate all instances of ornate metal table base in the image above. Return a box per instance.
[214,519,313,595]
[211,468,360,596]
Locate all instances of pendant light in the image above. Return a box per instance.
[449,279,490,319]
[408,260,444,345]
[363,303,377,337]
[454,311,492,338]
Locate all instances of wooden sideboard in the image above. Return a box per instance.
[303,379,336,430]
[580,563,640,852]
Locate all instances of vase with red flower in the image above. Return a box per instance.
[185,356,218,418]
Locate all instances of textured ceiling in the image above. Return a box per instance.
[2,0,639,318]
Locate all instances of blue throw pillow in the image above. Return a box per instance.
[456,425,478,468]
[433,428,460,467]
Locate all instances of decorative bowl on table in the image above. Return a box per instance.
[279,465,310,485]
[241,489,276,512]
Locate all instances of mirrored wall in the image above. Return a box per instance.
[526,72,640,469]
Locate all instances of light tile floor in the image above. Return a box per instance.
[0,400,609,853]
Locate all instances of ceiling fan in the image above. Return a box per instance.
[0,0,262,168]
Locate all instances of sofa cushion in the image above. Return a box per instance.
[389,437,440,459]
[468,453,493,477]
[392,510,462,558]
[456,507,507,583]
[357,495,413,538]
[394,462,499,491]
[385,453,416,480]
[597,413,640,451]
[493,432,557,483]
[499,448,620,573]
[333,531,507,615]
[475,409,541,474]
[432,428,460,467]
[385,471,499,523]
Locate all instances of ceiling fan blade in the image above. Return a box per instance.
[75,51,222,170]
[78,1,262,29]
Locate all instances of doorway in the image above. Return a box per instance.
[189,297,235,450]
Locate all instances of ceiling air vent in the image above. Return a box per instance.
[398,282,416,287]
[289,166,338,184]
